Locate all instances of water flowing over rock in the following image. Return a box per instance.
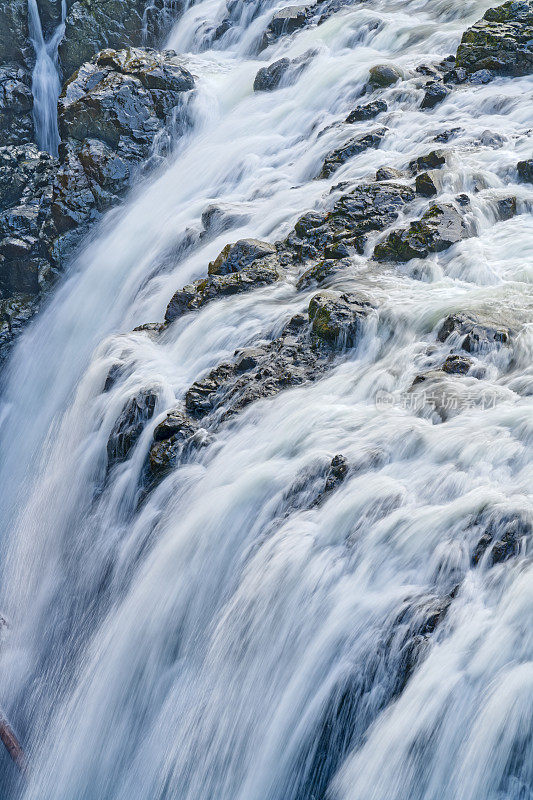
[0,0,532,796]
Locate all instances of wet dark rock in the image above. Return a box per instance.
[148,300,376,486]
[289,182,415,260]
[437,313,511,352]
[471,510,531,566]
[367,64,402,89]
[434,128,461,143]
[149,412,202,482]
[415,171,438,197]
[0,0,27,66]
[469,68,494,84]
[107,389,157,467]
[165,255,283,324]
[374,202,471,262]
[375,166,405,181]
[345,100,387,124]
[441,354,473,375]
[59,0,184,80]
[296,259,349,289]
[0,294,38,365]
[260,5,310,50]
[455,0,533,78]
[319,128,388,178]
[51,47,194,257]
[495,196,517,220]
[421,82,449,109]
[208,238,277,275]
[253,50,313,91]
[410,150,446,172]
[308,290,374,347]
[0,64,34,146]
[517,158,533,182]
[253,57,291,91]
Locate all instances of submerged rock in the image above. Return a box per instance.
[373,202,471,262]
[471,509,531,566]
[107,389,157,467]
[455,0,533,77]
[260,5,310,50]
[319,128,388,178]
[437,312,511,352]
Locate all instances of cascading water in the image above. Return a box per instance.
[27,0,66,155]
[0,0,532,799]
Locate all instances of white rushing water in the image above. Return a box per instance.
[27,0,66,155]
[0,0,532,798]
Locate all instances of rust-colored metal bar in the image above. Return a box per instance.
[0,709,25,772]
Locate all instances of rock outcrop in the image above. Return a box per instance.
[373,201,472,262]
[0,48,194,363]
[455,0,533,77]
[51,47,194,258]
[149,292,375,483]
[319,128,388,179]
[59,0,183,80]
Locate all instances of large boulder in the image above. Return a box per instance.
[455,1,533,77]
[287,182,415,260]
[373,202,471,262]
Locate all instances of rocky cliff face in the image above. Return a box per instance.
[59,0,183,79]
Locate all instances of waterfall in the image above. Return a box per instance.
[0,0,532,798]
[27,0,66,155]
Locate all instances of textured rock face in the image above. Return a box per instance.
[0,145,57,300]
[260,6,310,50]
[373,202,472,262]
[455,0,533,77]
[165,239,283,324]
[0,0,28,65]
[149,295,375,484]
[0,65,34,146]
[59,0,183,80]
[319,128,388,178]
[52,47,194,253]
[437,313,511,352]
[345,100,387,124]
[288,182,415,261]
